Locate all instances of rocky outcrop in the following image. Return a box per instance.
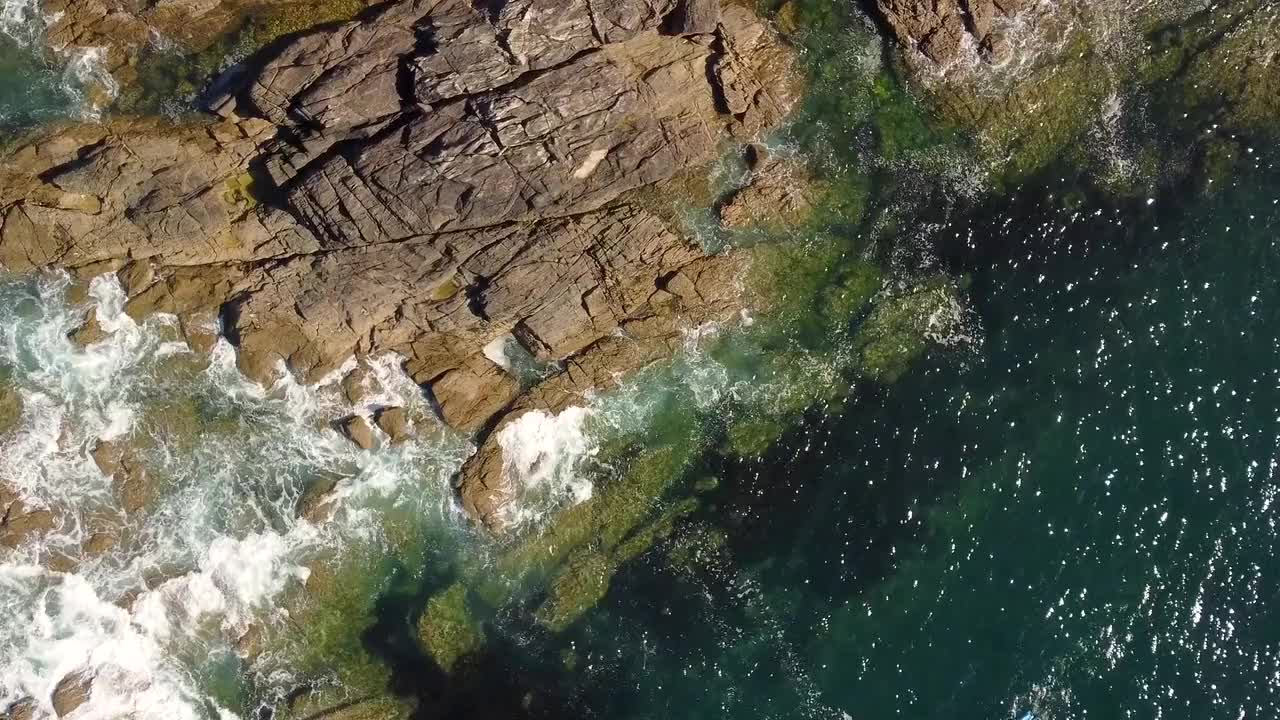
[0,0,801,526]
[874,0,1026,65]
[718,146,818,231]
[35,0,379,106]
[0,486,58,549]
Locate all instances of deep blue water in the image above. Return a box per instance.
[532,160,1280,720]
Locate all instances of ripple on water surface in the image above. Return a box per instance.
[538,160,1280,720]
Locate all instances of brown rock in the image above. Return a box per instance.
[457,252,747,529]
[3,697,37,720]
[873,0,1029,66]
[341,365,372,406]
[296,474,342,522]
[662,0,721,35]
[50,670,93,717]
[1,0,805,533]
[0,385,22,436]
[83,531,117,556]
[425,354,520,435]
[90,440,152,514]
[374,407,414,444]
[234,623,264,660]
[337,416,376,450]
[0,499,57,549]
[67,311,108,347]
[117,258,155,296]
[178,310,221,355]
[718,148,818,231]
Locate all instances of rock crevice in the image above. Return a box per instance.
[0,0,804,526]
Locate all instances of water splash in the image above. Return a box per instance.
[0,272,471,718]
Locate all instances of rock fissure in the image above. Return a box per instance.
[0,0,804,528]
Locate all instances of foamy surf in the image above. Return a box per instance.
[0,272,470,718]
[497,407,598,528]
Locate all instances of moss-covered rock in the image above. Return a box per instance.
[416,584,485,674]
[853,277,965,383]
[725,419,786,458]
[275,688,412,720]
[115,0,373,115]
[0,385,22,437]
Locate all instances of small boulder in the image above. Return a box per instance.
[50,670,93,717]
[67,312,108,347]
[374,407,414,444]
[82,531,117,556]
[3,697,36,720]
[337,416,376,450]
[341,365,371,406]
[178,310,221,355]
[90,440,152,514]
[296,474,342,523]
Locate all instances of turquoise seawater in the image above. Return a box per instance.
[0,34,75,129]
[509,161,1280,719]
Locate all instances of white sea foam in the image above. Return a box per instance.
[0,0,39,44]
[62,46,119,120]
[496,407,597,527]
[0,272,471,718]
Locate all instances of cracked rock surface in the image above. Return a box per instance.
[0,0,802,527]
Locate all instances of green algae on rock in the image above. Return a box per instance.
[417,584,485,675]
[852,277,968,384]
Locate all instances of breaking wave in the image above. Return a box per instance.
[0,272,470,718]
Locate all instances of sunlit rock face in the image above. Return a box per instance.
[0,0,803,478]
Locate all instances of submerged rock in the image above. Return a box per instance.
[277,690,411,720]
[853,278,967,383]
[874,0,1026,66]
[416,584,485,674]
[296,474,342,523]
[0,386,22,437]
[81,531,117,556]
[866,0,1280,181]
